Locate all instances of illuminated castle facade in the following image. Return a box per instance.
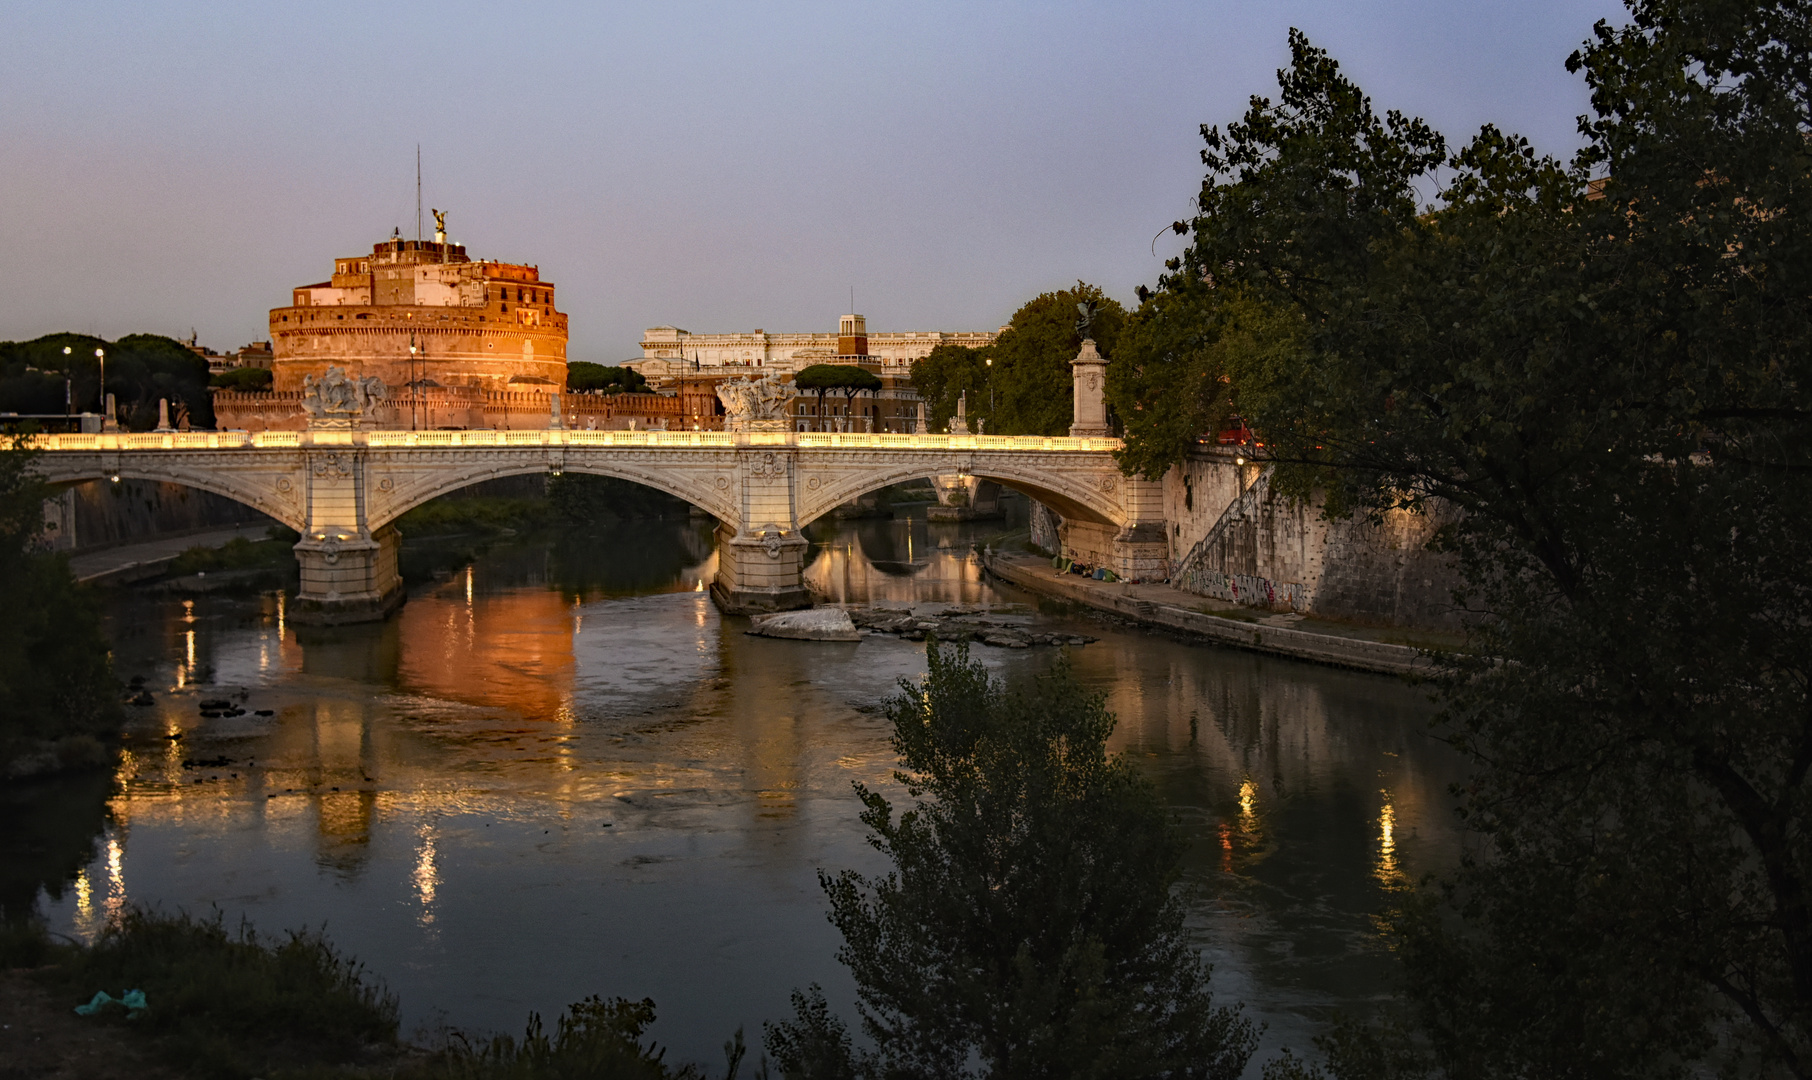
[270,233,568,393]
[214,228,679,432]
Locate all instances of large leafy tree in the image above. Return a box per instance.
[990,283,1126,437]
[566,362,649,395]
[0,333,213,430]
[1127,3,1812,1076]
[793,364,881,431]
[0,435,117,768]
[766,641,1255,1080]
[908,342,992,434]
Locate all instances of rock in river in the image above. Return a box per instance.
[747,608,861,642]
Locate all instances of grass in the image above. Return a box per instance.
[166,530,300,578]
[6,907,743,1080]
[395,495,556,537]
[34,908,398,1079]
[438,996,727,1080]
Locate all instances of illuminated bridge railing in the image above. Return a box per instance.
[26,430,1122,453]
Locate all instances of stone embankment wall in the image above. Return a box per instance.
[1164,450,1465,629]
[1030,448,1465,631]
[41,480,276,553]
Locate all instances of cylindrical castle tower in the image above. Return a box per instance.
[268,233,568,395]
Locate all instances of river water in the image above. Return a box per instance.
[9,506,1466,1069]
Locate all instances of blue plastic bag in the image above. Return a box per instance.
[74,989,147,1017]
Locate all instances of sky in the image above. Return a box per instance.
[0,0,1628,362]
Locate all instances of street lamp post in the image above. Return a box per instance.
[985,356,994,420]
[96,348,107,429]
[61,346,72,418]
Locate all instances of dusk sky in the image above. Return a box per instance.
[2,0,1627,361]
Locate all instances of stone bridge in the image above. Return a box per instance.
[26,429,1164,623]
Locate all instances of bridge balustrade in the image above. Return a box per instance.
[25,430,1126,454]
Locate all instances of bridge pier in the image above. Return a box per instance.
[710,521,813,614]
[292,525,405,625]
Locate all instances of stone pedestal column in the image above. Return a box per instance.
[1110,475,1169,579]
[710,447,814,614]
[290,436,406,624]
[711,521,812,613]
[292,525,405,624]
[1069,339,1111,438]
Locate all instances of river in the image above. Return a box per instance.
[5,503,1466,1069]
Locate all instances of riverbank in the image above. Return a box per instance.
[980,545,1455,677]
[68,525,274,586]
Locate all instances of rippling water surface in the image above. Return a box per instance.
[10,506,1465,1068]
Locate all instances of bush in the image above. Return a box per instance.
[768,640,1255,1080]
[51,908,398,1078]
[165,534,297,577]
[438,996,716,1080]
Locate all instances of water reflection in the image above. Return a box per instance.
[27,508,1464,1066]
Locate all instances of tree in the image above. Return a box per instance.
[566,362,649,395]
[210,367,273,393]
[0,333,213,430]
[909,343,992,434]
[1127,5,1812,1075]
[765,640,1255,1080]
[1104,286,1301,480]
[793,365,879,432]
[835,367,882,430]
[989,283,1126,437]
[0,434,117,770]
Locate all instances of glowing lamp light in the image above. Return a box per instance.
[109,474,120,483]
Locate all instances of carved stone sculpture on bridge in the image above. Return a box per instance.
[301,366,387,430]
[715,372,796,432]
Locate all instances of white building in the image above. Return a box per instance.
[628,315,1001,382]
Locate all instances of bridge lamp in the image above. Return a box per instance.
[110,474,120,484]
[95,348,106,421]
[61,347,72,415]
[1235,456,1245,466]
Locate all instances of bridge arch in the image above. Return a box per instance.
[32,460,304,533]
[797,460,1124,528]
[366,458,737,532]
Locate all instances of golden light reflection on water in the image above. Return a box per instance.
[1376,791,1399,884]
[104,836,126,925]
[72,869,95,940]
[413,822,439,928]
[1238,777,1258,832]
[402,583,576,716]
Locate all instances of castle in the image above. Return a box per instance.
[214,226,675,431]
[270,231,567,393]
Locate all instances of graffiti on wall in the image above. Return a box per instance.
[1028,502,1062,555]
[1177,566,1311,612]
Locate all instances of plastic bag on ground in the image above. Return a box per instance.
[73,989,147,1017]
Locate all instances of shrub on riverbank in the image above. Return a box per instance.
[33,908,398,1079]
[0,435,118,778]
[438,996,712,1080]
[394,474,688,540]
[164,530,299,577]
[767,639,1256,1079]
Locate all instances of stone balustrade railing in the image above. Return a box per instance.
[25,430,1124,453]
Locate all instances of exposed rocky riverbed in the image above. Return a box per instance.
[845,603,1098,648]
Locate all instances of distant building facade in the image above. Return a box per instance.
[632,316,998,377]
[182,335,273,375]
[630,314,999,433]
